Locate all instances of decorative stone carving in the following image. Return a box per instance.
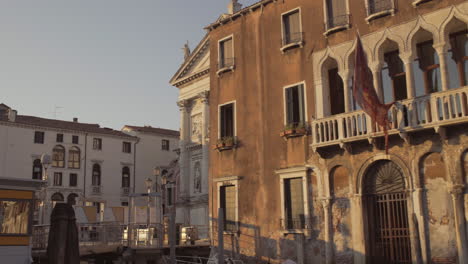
[199,91,210,104]
[193,161,202,194]
[177,100,192,111]
[191,113,202,143]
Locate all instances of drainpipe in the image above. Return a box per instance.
[83,133,88,200]
[133,138,139,194]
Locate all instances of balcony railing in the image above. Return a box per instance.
[325,14,350,35]
[312,87,468,150]
[90,185,102,195]
[366,0,395,22]
[280,216,310,230]
[217,57,235,76]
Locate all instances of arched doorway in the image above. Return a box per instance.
[363,160,411,263]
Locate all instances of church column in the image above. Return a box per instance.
[322,197,333,264]
[339,70,351,112]
[400,53,416,99]
[351,194,366,264]
[449,185,468,264]
[199,91,210,196]
[176,100,191,215]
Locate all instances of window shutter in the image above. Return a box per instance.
[285,88,293,124]
[224,38,233,62]
[298,84,305,123]
[289,11,300,35]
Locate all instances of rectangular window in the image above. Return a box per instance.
[326,0,348,29]
[282,9,301,45]
[56,134,63,143]
[72,135,79,144]
[121,201,129,206]
[219,103,235,138]
[283,177,305,229]
[69,173,77,187]
[0,200,31,235]
[53,172,63,186]
[285,84,306,125]
[368,0,393,15]
[122,142,131,153]
[219,37,234,69]
[220,185,236,232]
[161,139,170,151]
[167,187,173,206]
[93,138,102,150]
[34,131,44,144]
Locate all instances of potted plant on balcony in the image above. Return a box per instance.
[214,136,236,151]
[280,122,307,138]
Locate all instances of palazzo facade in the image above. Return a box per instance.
[206,0,468,263]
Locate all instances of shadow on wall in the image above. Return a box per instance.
[209,218,364,264]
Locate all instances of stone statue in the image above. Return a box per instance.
[182,41,191,61]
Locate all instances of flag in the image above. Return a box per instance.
[352,35,394,154]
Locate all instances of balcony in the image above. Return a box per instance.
[311,87,468,151]
[281,32,304,53]
[217,57,235,76]
[366,0,395,23]
[324,14,350,36]
[90,185,102,195]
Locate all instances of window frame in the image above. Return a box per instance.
[323,0,350,36]
[161,139,170,151]
[275,166,310,233]
[122,142,132,153]
[280,7,304,52]
[214,176,241,234]
[122,166,130,188]
[32,159,42,180]
[416,40,442,95]
[218,101,237,140]
[34,131,45,144]
[72,135,79,144]
[56,134,63,143]
[92,164,101,186]
[68,147,81,169]
[93,138,102,150]
[52,145,65,168]
[53,172,63,186]
[217,34,235,75]
[283,81,308,126]
[364,0,395,23]
[69,173,78,187]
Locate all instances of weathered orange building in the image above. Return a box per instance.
[207,0,467,263]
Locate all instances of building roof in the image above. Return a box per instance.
[0,107,136,139]
[122,125,180,137]
[205,0,274,31]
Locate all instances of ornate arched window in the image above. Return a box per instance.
[380,40,407,103]
[52,145,65,168]
[92,164,101,186]
[68,147,80,169]
[363,160,411,263]
[445,18,467,89]
[413,29,441,96]
[122,166,130,188]
[323,57,345,116]
[32,159,42,180]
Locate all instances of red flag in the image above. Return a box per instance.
[353,35,394,153]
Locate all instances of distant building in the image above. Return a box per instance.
[0,104,177,226]
[170,34,210,239]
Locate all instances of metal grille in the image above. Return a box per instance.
[364,161,412,263]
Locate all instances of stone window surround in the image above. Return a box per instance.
[280,7,304,53]
[214,176,241,235]
[275,166,310,234]
[313,7,468,119]
[323,0,351,36]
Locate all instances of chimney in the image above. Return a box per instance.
[227,0,242,14]
[73,118,78,123]
[8,109,17,122]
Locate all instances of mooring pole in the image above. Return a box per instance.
[218,207,224,264]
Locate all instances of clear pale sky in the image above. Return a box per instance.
[0,0,258,130]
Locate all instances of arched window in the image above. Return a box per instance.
[413,29,441,96]
[92,164,101,186]
[68,147,80,169]
[67,193,78,206]
[32,159,42,180]
[379,40,407,103]
[51,192,64,208]
[122,166,130,188]
[363,160,411,263]
[445,18,467,89]
[52,145,65,168]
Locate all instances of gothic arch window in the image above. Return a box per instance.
[122,166,130,188]
[379,39,407,103]
[412,29,441,96]
[67,193,78,205]
[32,159,42,180]
[363,160,411,263]
[444,18,468,89]
[52,145,65,168]
[68,147,80,169]
[92,164,101,186]
[322,57,345,116]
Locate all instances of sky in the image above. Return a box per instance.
[0,0,258,130]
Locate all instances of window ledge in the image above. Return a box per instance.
[281,229,308,235]
[365,9,394,23]
[280,128,307,139]
[323,25,349,37]
[216,66,235,76]
[280,41,303,53]
[412,0,433,7]
[214,142,237,152]
[223,231,238,236]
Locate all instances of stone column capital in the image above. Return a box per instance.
[399,52,415,63]
[449,184,465,200]
[433,42,448,54]
[320,197,333,208]
[177,99,192,111]
[198,91,210,104]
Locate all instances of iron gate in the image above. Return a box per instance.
[364,160,412,264]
